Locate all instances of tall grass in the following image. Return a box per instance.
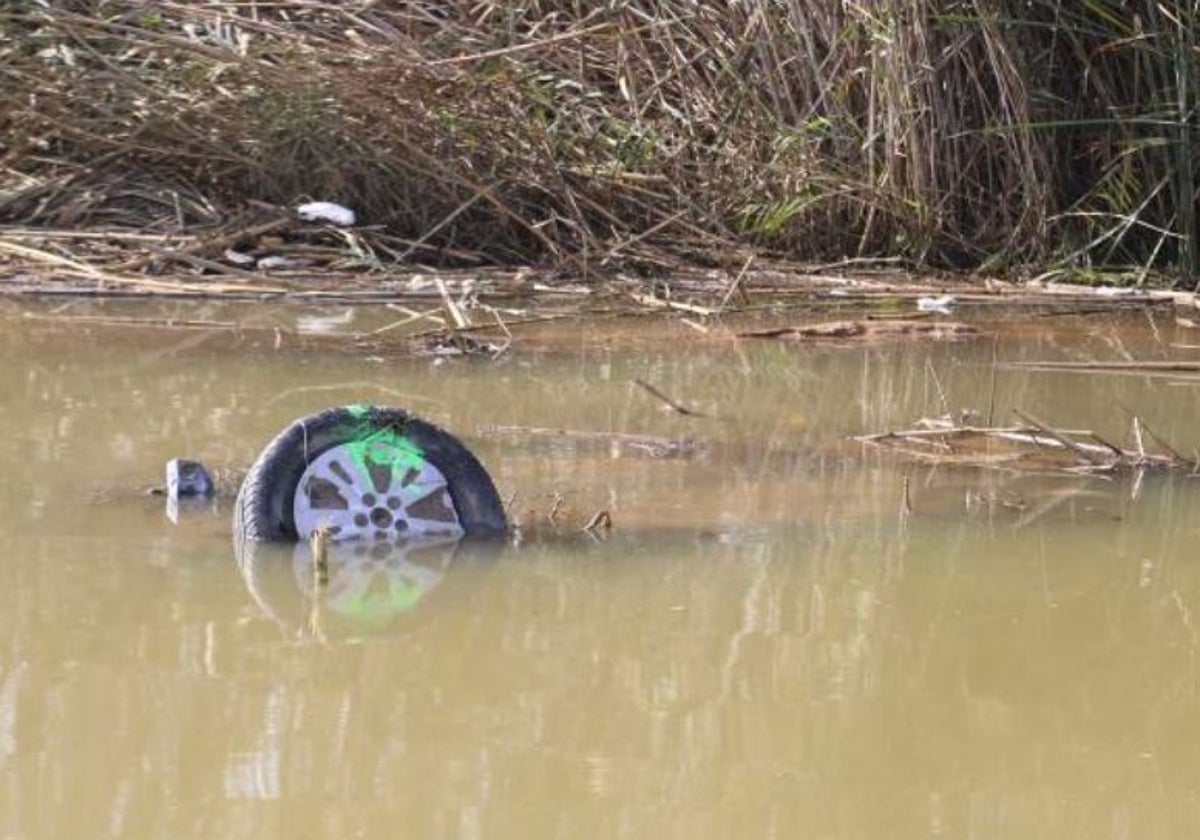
[0,1,1196,281]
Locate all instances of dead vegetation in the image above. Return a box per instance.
[504,489,616,546]
[738,318,981,343]
[859,413,1198,476]
[2,2,1199,288]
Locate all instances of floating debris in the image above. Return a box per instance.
[222,248,256,266]
[166,458,215,499]
[739,318,980,343]
[256,255,311,270]
[916,295,956,313]
[409,331,506,358]
[1002,359,1200,381]
[858,412,1195,475]
[296,201,356,227]
[582,509,614,537]
[633,378,711,418]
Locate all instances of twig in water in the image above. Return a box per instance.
[719,253,755,313]
[311,525,332,588]
[628,291,717,317]
[1117,402,1187,462]
[368,305,446,336]
[1012,409,1108,465]
[633,378,710,418]
[21,312,239,330]
[582,509,613,536]
[307,525,331,644]
[1007,360,1200,372]
[986,338,998,427]
[485,305,513,357]
[436,276,470,330]
[1087,430,1126,459]
[925,358,950,419]
[1132,415,1147,460]
[1141,421,1186,462]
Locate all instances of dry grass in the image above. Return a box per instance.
[1,2,1197,282]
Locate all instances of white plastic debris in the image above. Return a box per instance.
[223,248,256,266]
[1095,286,1137,297]
[256,255,311,270]
[917,295,956,314]
[296,201,356,226]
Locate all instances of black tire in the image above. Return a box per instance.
[233,405,507,545]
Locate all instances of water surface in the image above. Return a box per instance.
[3,299,1200,839]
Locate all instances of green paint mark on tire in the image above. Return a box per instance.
[341,425,427,489]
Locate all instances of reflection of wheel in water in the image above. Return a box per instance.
[236,535,480,636]
[233,405,507,545]
[291,535,458,625]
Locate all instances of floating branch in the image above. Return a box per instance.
[632,378,710,418]
[857,413,1194,475]
[739,319,981,343]
[1005,360,1200,373]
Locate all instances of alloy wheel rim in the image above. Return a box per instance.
[293,440,464,541]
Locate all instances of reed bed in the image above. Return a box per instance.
[1,1,1197,283]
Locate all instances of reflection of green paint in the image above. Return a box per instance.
[330,573,426,623]
[345,403,371,420]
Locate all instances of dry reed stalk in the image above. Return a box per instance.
[859,414,1195,475]
[0,1,1197,282]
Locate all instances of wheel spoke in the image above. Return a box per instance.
[301,476,349,511]
[403,487,464,537]
[404,486,458,523]
[326,459,356,489]
[367,459,392,495]
[393,462,450,506]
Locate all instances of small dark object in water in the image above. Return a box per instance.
[167,458,215,500]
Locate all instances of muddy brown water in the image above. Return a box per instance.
[3,298,1200,838]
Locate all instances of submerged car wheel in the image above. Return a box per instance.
[234,405,507,544]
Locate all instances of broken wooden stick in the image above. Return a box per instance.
[633,378,710,418]
[1012,409,1108,465]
